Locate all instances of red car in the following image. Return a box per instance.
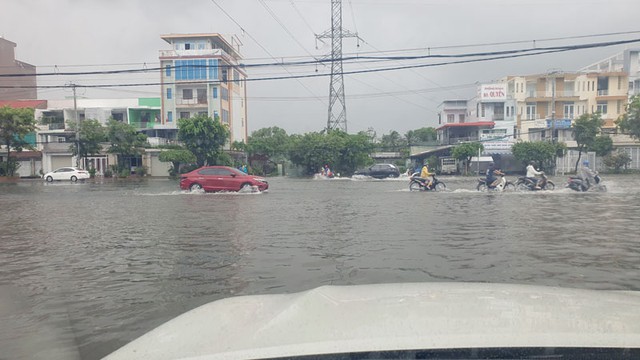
[180,166,269,192]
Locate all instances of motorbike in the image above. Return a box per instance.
[409,173,446,191]
[566,174,606,192]
[477,174,515,192]
[515,172,555,191]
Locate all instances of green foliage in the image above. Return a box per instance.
[177,114,229,166]
[106,120,147,154]
[451,142,483,175]
[69,119,106,161]
[0,106,36,177]
[135,166,147,177]
[572,113,604,172]
[405,127,437,144]
[511,141,565,170]
[288,130,373,176]
[247,126,290,160]
[0,158,20,177]
[616,95,640,139]
[379,130,405,151]
[103,168,113,178]
[88,167,97,178]
[590,136,613,156]
[602,151,632,173]
[106,120,148,172]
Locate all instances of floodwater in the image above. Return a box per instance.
[1,174,639,359]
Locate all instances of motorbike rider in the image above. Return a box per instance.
[579,160,597,190]
[420,163,434,189]
[486,162,504,188]
[525,161,543,190]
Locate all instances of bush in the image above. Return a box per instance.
[88,167,97,178]
[135,166,147,177]
[103,169,113,178]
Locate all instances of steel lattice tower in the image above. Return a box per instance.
[316,0,360,132]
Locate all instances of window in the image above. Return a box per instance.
[183,89,193,100]
[222,109,229,124]
[221,87,229,101]
[213,110,219,120]
[526,103,536,120]
[167,111,173,122]
[459,114,465,123]
[222,69,228,82]
[481,104,486,117]
[233,70,240,85]
[197,89,207,104]
[166,88,172,99]
[180,112,190,119]
[213,87,218,99]
[185,43,191,50]
[596,101,607,114]
[563,103,574,119]
[165,65,171,77]
[447,114,455,123]
[617,100,622,114]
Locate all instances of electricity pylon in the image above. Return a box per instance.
[316,0,361,133]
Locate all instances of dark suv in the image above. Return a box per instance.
[354,164,400,179]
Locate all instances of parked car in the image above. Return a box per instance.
[180,166,269,192]
[43,167,90,182]
[354,163,400,179]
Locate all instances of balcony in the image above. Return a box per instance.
[159,48,237,64]
[175,98,208,106]
[597,89,609,96]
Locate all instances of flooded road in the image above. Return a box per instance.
[1,174,639,359]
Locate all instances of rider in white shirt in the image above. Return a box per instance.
[525,161,542,189]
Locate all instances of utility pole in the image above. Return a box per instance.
[70,83,80,168]
[316,0,361,132]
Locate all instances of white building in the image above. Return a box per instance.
[159,33,248,147]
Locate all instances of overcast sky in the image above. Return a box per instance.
[2,0,640,136]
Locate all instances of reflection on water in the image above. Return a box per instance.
[0,175,639,359]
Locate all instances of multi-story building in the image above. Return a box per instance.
[159,33,248,147]
[581,49,640,98]
[34,98,165,175]
[0,37,36,100]
[511,71,629,146]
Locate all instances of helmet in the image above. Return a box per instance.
[583,160,590,166]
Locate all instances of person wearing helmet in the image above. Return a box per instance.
[420,163,434,189]
[525,161,543,190]
[485,162,503,188]
[579,160,596,191]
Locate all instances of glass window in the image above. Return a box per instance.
[166,88,172,99]
[165,65,171,77]
[167,111,173,122]
[180,112,190,119]
[596,102,608,114]
[213,87,218,99]
[183,89,193,100]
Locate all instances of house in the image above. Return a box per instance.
[159,33,248,148]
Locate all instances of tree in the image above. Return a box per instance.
[247,126,290,160]
[451,142,483,175]
[106,119,148,172]
[511,141,565,170]
[405,127,437,144]
[177,114,229,166]
[572,113,603,172]
[0,106,36,177]
[288,130,373,176]
[602,151,632,173]
[158,149,197,177]
[69,119,105,167]
[616,95,640,139]
[379,130,405,151]
[590,135,613,157]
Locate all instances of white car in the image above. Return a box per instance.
[43,167,90,182]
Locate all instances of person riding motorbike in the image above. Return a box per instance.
[420,164,434,189]
[525,161,543,190]
[486,162,504,188]
[579,160,597,190]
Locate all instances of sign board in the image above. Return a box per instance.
[480,84,507,101]
[482,141,513,151]
[546,119,572,129]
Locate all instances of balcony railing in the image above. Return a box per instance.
[175,98,208,106]
[597,89,609,96]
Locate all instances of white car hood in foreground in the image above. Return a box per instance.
[106,282,640,360]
